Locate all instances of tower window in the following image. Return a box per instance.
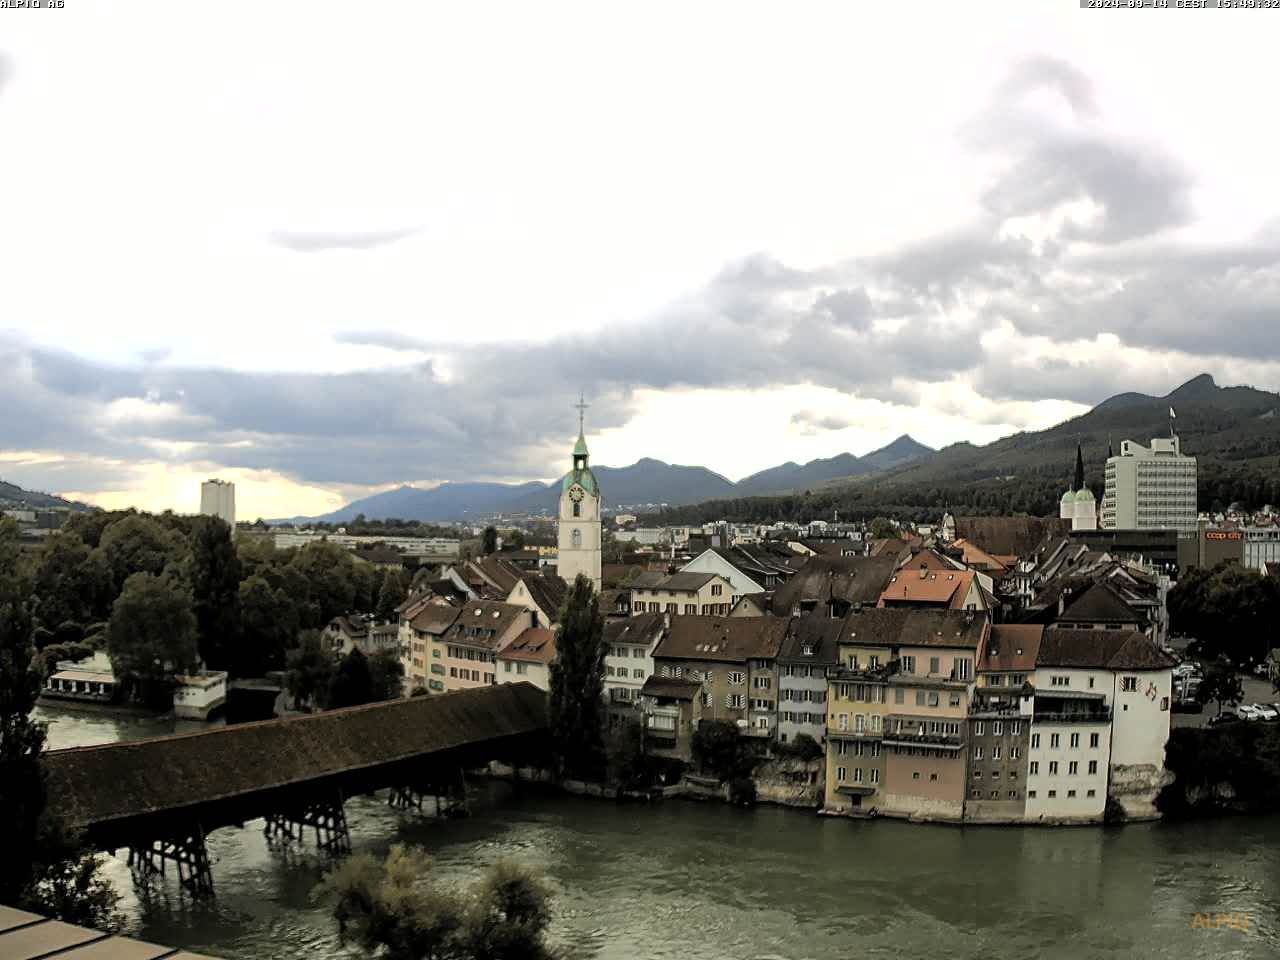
[573,502,580,517]
[571,529,582,549]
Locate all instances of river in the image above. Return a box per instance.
[36,705,1279,959]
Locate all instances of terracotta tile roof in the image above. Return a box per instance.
[953,516,1071,558]
[43,683,549,835]
[1037,628,1177,670]
[842,607,989,650]
[654,616,788,664]
[878,569,977,608]
[979,625,1043,672]
[467,556,522,595]
[641,675,702,700]
[770,556,898,612]
[498,627,557,664]
[949,539,1012,575]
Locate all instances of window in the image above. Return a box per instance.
[753,675,771,689]
[1121,676,1138,692]
[1087,789,1096,798]
[836,740,849,756]
[871,768,880,783]
[973,770,982,780]
[571,528,582,547]
[684,604,697,615]
[1088,760,1098,775]
[572,502,581,517]
[711,583,722,596]
[992,746,1001,761]
[930,773,938,782]
[837,766,847,783]
[838,713,849,731]
[973,747,984,760]
[871,741,881,758]
[1090,733,1100,748]
[901,655,916,673]
[1048,790,1057,798]
[727,694,745,709]
[990,790,999,800]
[1067,790,1077,798]
[1011,721,1021,736]
[1029,761,1039,775]
[1070,733,1080,749]
[1048,761,1059,775]
[848,654,859,670]
[1068,761,1079,775]
[993,721,1003,736]
[634,648,645,658]
[991,770,1001,780]
[729,671,745,686]
[912,771,920,780]
[1028,790,1037,799]
[1088,677,1095,689]
[956,658,972,681]
[927,692,939,707]
[633,601,645,613]
[1051,675,1069,687]
[506,662,514,673]
[869,655,880,669]
[633,668,644,679]
[971,788,981,799]
[855,714,866,733]
[915,690,926,706]
[1009,770,1018,780]
[988,674,1004,687]
[1050,734,1060,749]
[930,656,941,674]
[1010,747,1020,760]
[1008,790,1018,800]
[895,688,905,704]
[853,767,864,783]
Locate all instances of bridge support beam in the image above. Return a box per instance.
[264,790,351,856]
[127,824,214,900]
[387,768,469,819]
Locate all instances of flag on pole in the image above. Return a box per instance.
[1169,406,1176,419]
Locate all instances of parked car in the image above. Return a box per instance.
[1208,712,1240,727]
[1254,663,1270,677]
[1237,704,1263,722]
[1252,704,1279,722]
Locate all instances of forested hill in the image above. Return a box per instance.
[0,479,92,512]
[653,374,1280,525]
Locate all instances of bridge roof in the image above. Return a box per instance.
[44,682,547,832]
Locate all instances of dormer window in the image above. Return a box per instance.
[802,644,814,657]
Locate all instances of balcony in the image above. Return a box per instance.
[882,718,964,749]
[1033,709,1112,724]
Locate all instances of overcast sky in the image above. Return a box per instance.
[3,1,1280,520]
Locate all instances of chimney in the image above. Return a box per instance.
[531,609,539,630]
[663,611,670,631]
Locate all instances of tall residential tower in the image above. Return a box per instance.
[200,478,236,529]
[1101,436,1198,532]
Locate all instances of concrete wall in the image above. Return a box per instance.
[1025,720,1111,822]
[1109,668,1172,768]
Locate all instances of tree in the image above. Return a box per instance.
[1196,660,1244,716]
[869,517,898,540]
[691,718,745,781]
[98,514,186,593]
[606,718,647,790]
[106,572,200,709]
[482,526,499,556]
[31,535,113,631]
[286,630,334,711]
[313,844,554,960]
[368,651,406,702]
[0,519,119,928]
[186,515,242,670]
[547,574,606,777]
[328,648,376,709]
[289,543,359,628]
[237,576,297,677]
[1169,562,1280,665]
[376,568,408,623]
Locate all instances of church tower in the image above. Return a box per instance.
[557,397,602,593]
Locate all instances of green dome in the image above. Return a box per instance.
[1075,488,1095,502]
[1061,490,1074,503]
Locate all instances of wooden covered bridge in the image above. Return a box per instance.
[43,682,549,897]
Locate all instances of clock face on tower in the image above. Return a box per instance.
[569,485,584,503]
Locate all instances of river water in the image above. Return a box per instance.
[36,705,1280,959]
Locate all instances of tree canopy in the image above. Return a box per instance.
[547,574,606,778]
[1169,561,1280,665]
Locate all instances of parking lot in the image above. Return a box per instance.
[1172,673,1278,729]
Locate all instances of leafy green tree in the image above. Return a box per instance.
[32,535,113,630]
[98,514,186,593]
[106,572,200,709]
[482,526,499,556]
[187,516,242,670]
[1169,562,1280,664]
[286,630,334,711]
[869,517,898,540]
[0,519,119,928]
[368,650,406,702]
[691,718,745,781]
[1196,660,1244,716]
[314,844,553,960]
[606,718,647,790]
[328,648,375,709]
[376,568,409,623]
[548,574,606,777]
[237,575,298,677]
[289,542,359,628]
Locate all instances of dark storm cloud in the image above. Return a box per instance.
[268,226,422,252]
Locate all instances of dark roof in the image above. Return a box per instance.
[1037,629,1177,670]
[409,603,461,636]
[629,571,667,589]
[644,572,719,592]
[953,516,1071,559]
[442,601,531,650]
[605,612,666,647]
[1058,581,1142,624]
[354,545,403,565]
[980,624,1043,672]
[778,617,842,666]
[770,556,898,612]
[654,616,789,663]
[840,607,990,650]
[467,556,522,596]
[428,579,471,604]
[641,675,702,701]
[43,683,549,833]
[518,573,569,620]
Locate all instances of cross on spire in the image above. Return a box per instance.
[574,392,589,436]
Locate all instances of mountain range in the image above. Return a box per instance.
[0,480,91,513]
[281,434,936,524]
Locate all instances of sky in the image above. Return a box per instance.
[3,1,1280,520]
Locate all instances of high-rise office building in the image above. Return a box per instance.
[200,479,236,529]
[1101,436,1197,533]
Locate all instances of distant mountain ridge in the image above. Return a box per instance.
[0,480,93,512]
[279,434,935,524]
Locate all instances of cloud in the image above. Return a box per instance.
[791,410,855,434]
[0,52,12,96]
[267,226,422,252]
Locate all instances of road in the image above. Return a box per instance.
[1172,672,1278,729]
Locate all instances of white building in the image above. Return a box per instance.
[556,415,602,593]
[173,670,228,720]
[1244,526,1280,572]
[603,612,666,717]
[200,479,236,529]
[1102,436,1198,533]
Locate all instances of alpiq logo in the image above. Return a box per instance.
[1190,912,1249,931]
